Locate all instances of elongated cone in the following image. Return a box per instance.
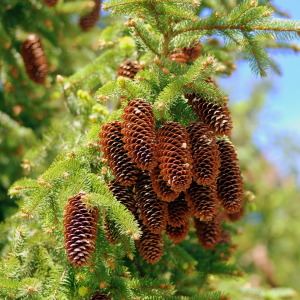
[187,122,220,186]
[186,182,218,222]
[104,215,118,245]
[117,59,142,79]
[136,224,163,264]
[150,167,180,202]
[64,192,98,267]
[108,180,137,216]
[99,121,139,186]
[157,121,193,192]
[135,173,167,234]
[194,211,222,250]
[216,139,244,214]
[122,98,157,171]
[43,0,58,7]
[79,0,101,31]
[166,219,190,243]
[185,93,232,136]
[90,291,111,300]
[167,193,190,227]
[21,34,48,84]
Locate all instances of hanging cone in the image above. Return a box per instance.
[150,167,180,202]
[169,41,202,63]
[185,93,232,136]
[156,121,193,192]
[194,211,222,250]
[108,179,137,216]
[167,193,190,227]
[166,219,190,243]
[186,122,220,186]
[135,172,167,234]
[79,0,101,31]
[99,121,140,186]
[43,0,58,7]
[121,98,157,171]
[63,192,98,267]
[227,206,245,222]
[186,182,218,222]
[136,224,163,264]
[21,34,48,84]
[104,215,119,245]
[116,59,142,79]
[90,291,111,300]
[216,139,244,214]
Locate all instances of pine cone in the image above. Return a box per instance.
[122,99,157,171]
[90,291,111,300]
[216,139,244,214]
[186,182,218,222]
[136,224,163,264]
[99,121,139,186]
[63,192,98,267]
[218,230,232,245]
[157,121,193,192]
[169,41,202,63]
[227,206,245,222]
[166,219,190,243]
[117,59,143,79]
[79,0,101,31]
[185,93,232,136]
[135,173,167,234]
[104,215,119,244]
[21,34,48,84]
[187,122,220,186]
[43,0,58,7]
[108,179,137,216]
[194,212,222,250]
[167,193,190,227]
[150,167,180,202]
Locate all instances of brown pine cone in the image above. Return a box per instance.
[79,0,101,31]
[150,167,180,202]
[122,99,157,171]
[136,224,163,264]
[99,121,139,186]
[63,192,98,267]
[218,230,232,245]
[108,179,137,216]
[186,182,218,222]
[43,0,58,7]
[135,173,167,234]
[194,211,222,250]
[227,206,245,222]
[169,41,202,63]
[117,58,143,79]
[187,122,220,186]
[90,291,111,300]
[216,139,244,214]
[185,93,232,136]
[104,215,119,245]
[166,219,190,243]
[157,121,193,192]
[167,193,190,227]
[21,34,48,84]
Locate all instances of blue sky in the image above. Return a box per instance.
[220,0,300,181]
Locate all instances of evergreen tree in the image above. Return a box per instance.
[0,0,299,299]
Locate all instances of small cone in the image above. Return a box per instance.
[99,121,140,186]
[227,206,245,222]
[216,139,244,214]
[21,34,48,84]
[79,0,101,31]
[166,219,190,243]
[104,215,119,245]
[63,192,98,267]
[167,193,190,227]
[117,59,142,79]
[194,211,222,250]
[90,291,111,300]
[185,93,232,136]
[43,0,58,7]
[169,41,202,63]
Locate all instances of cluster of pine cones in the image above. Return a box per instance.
[99,94,244,264]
